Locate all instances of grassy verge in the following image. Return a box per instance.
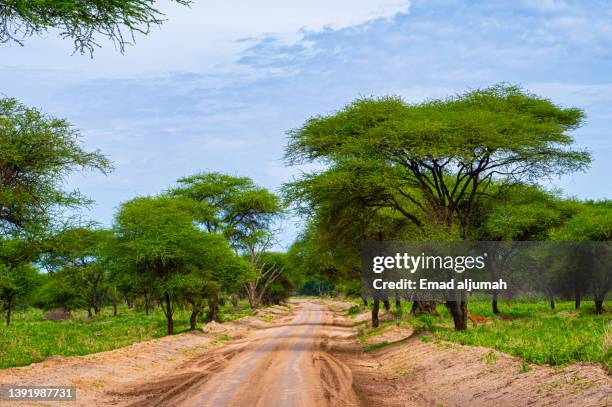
[350,299,611,370]
[0,300,253,369]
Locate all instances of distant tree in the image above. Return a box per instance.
[0,237,42,325]
[0,0,191,54]
[43,227,113,316]
[284,161,438,326]
[286,84,590,330]
[113,195,241,334]
[552,201,612,314]
[0,262,38,325]
[172,172,284,309]
[471,185,578,313]
[0,98,112,237]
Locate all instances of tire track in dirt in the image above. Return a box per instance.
[181,301,318,406]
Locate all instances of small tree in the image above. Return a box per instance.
[113,195,241,334]
[0,262,38,325]
[44,227,113,315]
[552,201,612,314]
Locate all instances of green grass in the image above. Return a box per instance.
[365,341,390,352]
[0,300,254,369]
[352,299,611,371]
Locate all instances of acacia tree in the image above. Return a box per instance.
[0,97,112,237]
[552,201,612,314]
[0,262,38,326]
[286,84,590,330]
[43,227,113,316]
[471,185,578,313]
[172,172,284,309]
[0,0,190,54]
[284,162,427,326]
[113,195,240,334]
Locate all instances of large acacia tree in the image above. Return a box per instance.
[0,0,190,54]
[0,97,112,237]
[285,84,590,330]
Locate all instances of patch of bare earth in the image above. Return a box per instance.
[330,307,612,407]
[0,306,294,407]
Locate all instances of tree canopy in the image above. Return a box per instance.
[285,84,592,330]
[0,97,112,237]
[0,0,191,54]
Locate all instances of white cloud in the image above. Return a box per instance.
[0,0,410,78]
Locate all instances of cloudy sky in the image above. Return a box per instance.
[1,0,611,247]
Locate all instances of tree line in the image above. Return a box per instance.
[0,98,297,333]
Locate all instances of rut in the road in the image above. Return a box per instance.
[110,301,359,407]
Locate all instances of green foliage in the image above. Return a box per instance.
[112,194,247,332]
[40,227,114,314]
[0,300,253,369]
[408,301,611,369]
[285,84,589,241]
[172,172,284,309]
[0,0,191,54]
[0,97,112,236]
[0,262,40,324]
[284,84,592,330]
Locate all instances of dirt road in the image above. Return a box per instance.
[170,300,356,407]
[0,299,609,407]
[116,299,358,407]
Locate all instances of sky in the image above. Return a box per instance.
[1,0,611,248]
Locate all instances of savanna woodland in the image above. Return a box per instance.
[0,84,610,377]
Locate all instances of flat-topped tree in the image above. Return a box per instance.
[172,172,284,309]
[286,84,590,330]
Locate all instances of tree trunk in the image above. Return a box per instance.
[5,296,12,326]
[492,291,500,314]
[87,308,92,318]
[144,293,150,315]
[164,292,174,335]
[230,294,239,310]
[190,310,198,330]
[395,298,401,310]
[208,298,219,322]
[550,299,555,309]
[383,300,390,311]
[575,293,581,309]
[372,300,380,328]
[595,300,603,315]
[112,302,117,316]
[446,300,468,331]
[245,283,258,309]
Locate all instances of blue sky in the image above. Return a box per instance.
[1,0,611,248]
